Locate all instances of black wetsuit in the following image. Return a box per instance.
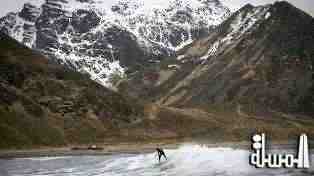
[156,148,167,162]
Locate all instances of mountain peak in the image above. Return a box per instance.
[154,0,314,114]
[273,0,293,7]
[242,3,254,9]
[271,0,313,19]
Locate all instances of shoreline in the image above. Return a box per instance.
[0,141,181,159]
[0,139,306,159]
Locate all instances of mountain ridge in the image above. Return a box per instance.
[1,32,240,149]
[119,1,314,116]
[0,0,231,87]
[2,0,314,148]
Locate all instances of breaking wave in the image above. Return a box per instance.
[0,144,313,176]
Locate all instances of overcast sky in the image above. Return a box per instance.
[0,0,313,17]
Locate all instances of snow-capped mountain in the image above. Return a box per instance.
[176,4,272,62]
[0,0,230,86]
[120,1,314,115]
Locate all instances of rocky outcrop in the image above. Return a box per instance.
[19,3,41,22]
[71,9,100,33]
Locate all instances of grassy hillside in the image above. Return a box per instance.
[0,32,233,149]
[0,32,145,149]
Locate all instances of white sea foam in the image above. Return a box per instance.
[19,156,71,161]
[1,144,313,176]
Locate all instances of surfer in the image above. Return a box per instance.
[156,148,167,162]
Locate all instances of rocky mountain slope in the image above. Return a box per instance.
[0,32,146,148]
[0,0,230,87]
[2,32,241,149]
[1,1,314,150]
[122,1,314,116]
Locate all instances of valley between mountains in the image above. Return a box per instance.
[0,0,314,149]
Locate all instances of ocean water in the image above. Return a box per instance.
[0,144,313,176]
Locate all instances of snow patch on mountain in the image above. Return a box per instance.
[0,1,43,48]
[199,5,271,61]
[54,48,125,87]
[0,0,231,88]
[88,0,230,53]
[265,12,271,19]
[200,40,219,60]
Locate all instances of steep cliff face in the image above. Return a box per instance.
[0,0,230,86]
[124,2,314,115]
